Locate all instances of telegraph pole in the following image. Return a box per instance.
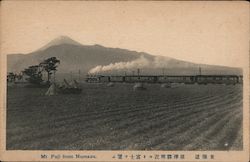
[78,69,81,82]
[162,68,165,75]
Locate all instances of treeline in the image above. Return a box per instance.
[7,57,60,85]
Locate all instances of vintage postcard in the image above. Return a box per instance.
[0,1,249,162]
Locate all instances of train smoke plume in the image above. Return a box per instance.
[88,55,168,74]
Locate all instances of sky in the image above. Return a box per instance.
[1,1,249,68]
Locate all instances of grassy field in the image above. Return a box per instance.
[7,83,243,150]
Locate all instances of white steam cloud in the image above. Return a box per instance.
[88,55,169,74]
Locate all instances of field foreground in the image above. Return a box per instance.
[7,83,243,150]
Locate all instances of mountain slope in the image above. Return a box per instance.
[7,36,242,77]
[36,36,83,52]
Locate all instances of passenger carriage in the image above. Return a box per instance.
[110,76,125,82]
[158,75,195,84]
[124,76,157,83]
[196,75,239,85]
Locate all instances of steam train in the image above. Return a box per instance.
[86,75,243,85]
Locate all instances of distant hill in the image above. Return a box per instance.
[7,36,242,80]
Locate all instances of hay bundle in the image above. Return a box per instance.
[45,83,57,96]
[107,82,114,87]
[133,83,146,91]
[161,83,171,88]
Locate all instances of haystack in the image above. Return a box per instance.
[107,82,114,87]
[161,83,171,88]
[45,83,57,96]
[133,83,146,91]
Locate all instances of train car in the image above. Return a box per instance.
[127,76,139,82]
[157,76,194,84]
[196,76,214,84]
[168,76,184,83]
[110,76,124,82]
[124,76,139,83]
[196,75,239,85]
[181,76,193,83]
[124,76,157,83]
[222,76,238,85]
[138,76,157,83]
